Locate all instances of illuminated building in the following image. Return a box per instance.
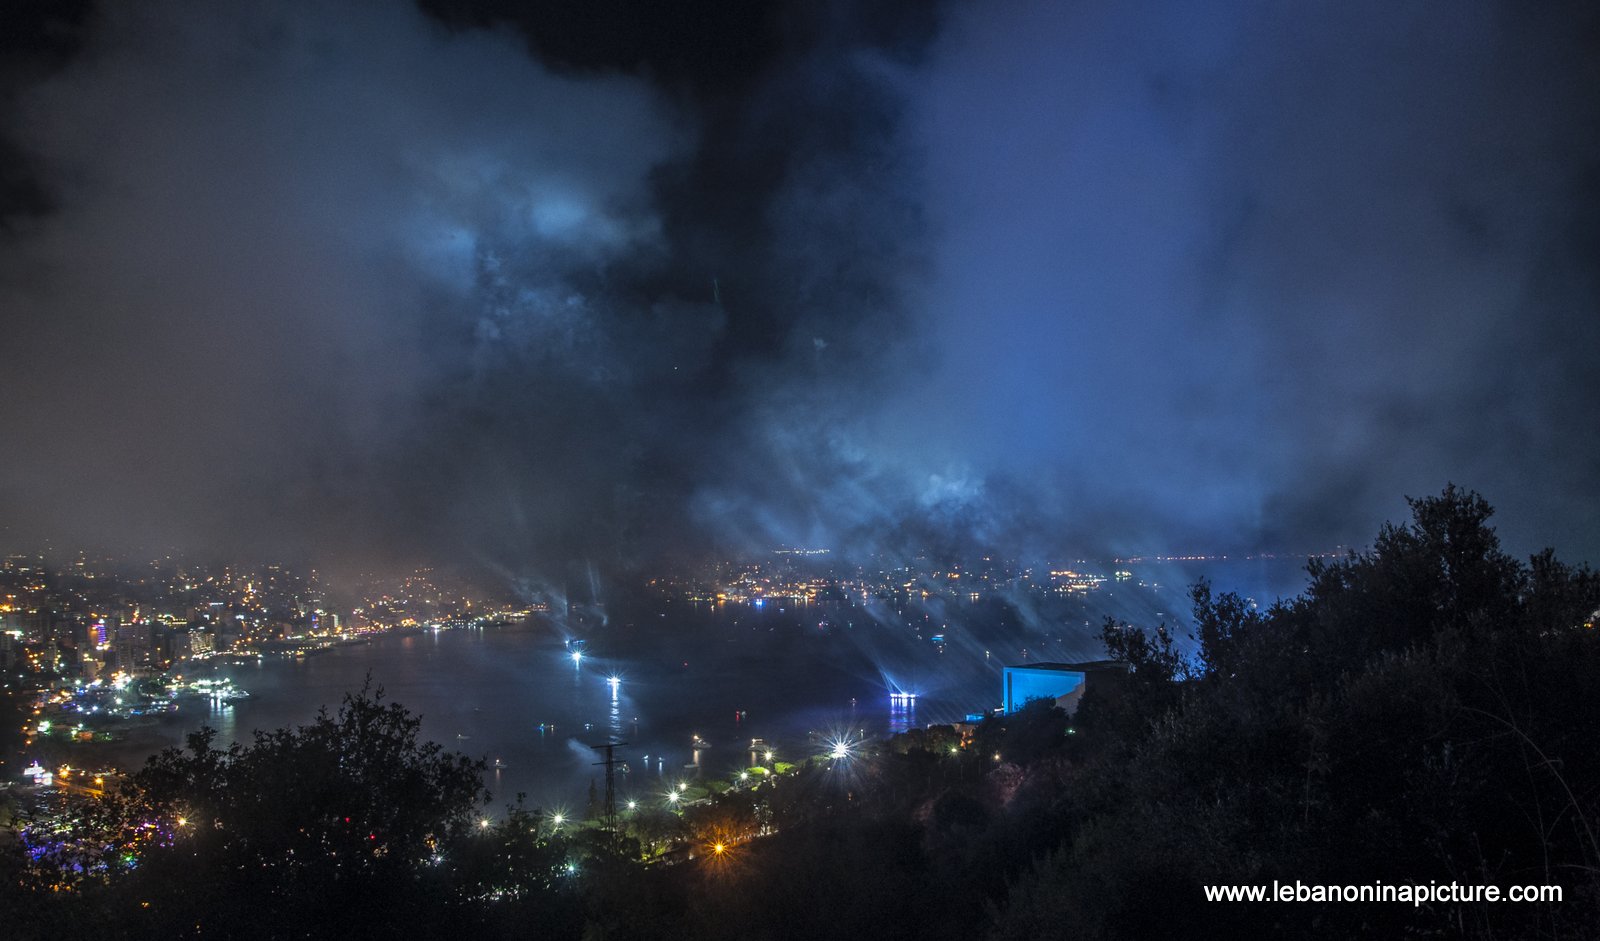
[1001,660,1129,715]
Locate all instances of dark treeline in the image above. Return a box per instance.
[4,486,1597,939]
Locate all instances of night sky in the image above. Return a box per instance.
[1,0,1596,578]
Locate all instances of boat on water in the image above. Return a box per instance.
[181,678,250,703]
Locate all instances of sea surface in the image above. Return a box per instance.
[87,557,1315,809]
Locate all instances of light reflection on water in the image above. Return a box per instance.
[108,613,979,809]
[94,558,1312,807]
[888,697,916,735]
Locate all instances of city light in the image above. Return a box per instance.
[551,812,565,828]
[626,800,637,811]
[570,650,583,666]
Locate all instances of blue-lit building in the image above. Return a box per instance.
[1002,660,1130,715]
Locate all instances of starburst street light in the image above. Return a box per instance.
[825,735,855,760]
[570,650,583,666]
[550,812,566,830]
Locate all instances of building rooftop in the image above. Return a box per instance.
[1002,660,1128,672]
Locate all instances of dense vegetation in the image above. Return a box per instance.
[4,487,1597,939]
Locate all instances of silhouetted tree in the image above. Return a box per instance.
[94,684,492,938]
[994,487,1600,940]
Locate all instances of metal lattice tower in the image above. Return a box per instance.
[589,740,628,845]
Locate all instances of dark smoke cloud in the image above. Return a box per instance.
[0,0,684,570]
[870,0,1600,561]
[0,0,1595,584]
[691,0,1600,565]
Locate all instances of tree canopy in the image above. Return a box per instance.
[997,485,1600,938]
[91,684,490,937]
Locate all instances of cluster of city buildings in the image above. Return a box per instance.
[647,550,1131,607]
[0,554,539,691]
[0,553,341,685]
